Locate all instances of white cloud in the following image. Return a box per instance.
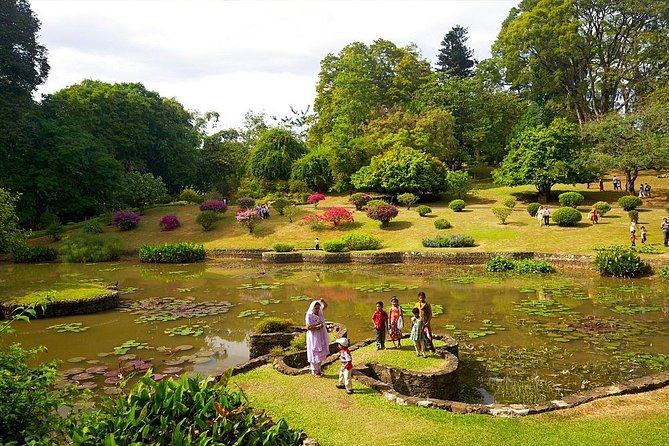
[31,0,517,128]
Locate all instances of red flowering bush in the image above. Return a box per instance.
[366,203,398,228]
[159,214,180,231]
[307,193,325,208]
[112,210,141,231]
[320,207,354,227]
[236,208,261,233]
[199,200,227,213]
[300,214,323,230]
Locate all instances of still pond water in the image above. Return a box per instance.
[2,260,669,404]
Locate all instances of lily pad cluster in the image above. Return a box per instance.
[237,282,284,290]
[514,299,572,317]
[289,295,310,301]
[257,299,281,305]
[47,322,89,333]
[238,309,268,318]
[111,340,151,355]
[120,297,233,323]
[164,323,209,337]
[448,320,506,340]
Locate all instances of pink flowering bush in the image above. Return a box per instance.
[307,193,325,208]
[236,208,261,233]
[112,210,141,231]
[320,207,354,227]
[366,203,399,228]
[159,214,180,231]
[199,200,227,213]
[300,214,323,230]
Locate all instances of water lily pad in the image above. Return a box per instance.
[97,352,113,357]
[162,367,183,374]
[290,295,310,301]
[195,350,215,357]
[164,323,208,337]
[71,372,95,381]
[151,374,165,381]
[62,367,85,376]
[104,387,122,394]
[67,357,87,363]
[189,357,211,364]
[174,344,193,351]
[117,354,137,362]
[47,322,89,333]
[85,366,108,374]
[163,358,185,366]
[79,382,98,389]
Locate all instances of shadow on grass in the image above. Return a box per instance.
[383,221,413,231]
[505,221,528,227]
[251,224,276,237]
[465,195,496,205]
[337,221,365,231]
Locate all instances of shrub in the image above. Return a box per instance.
[366,203,399,227]
[551,207,582,226]
[366,199,387,208]
[283,204,299,222]
[300,214,323,230]
[196,210,220,231]
[38,211,60,230]
[112,210,141,231]
[139,243,206,263]
[99,211,114,226]
[397,193,419,210]
[158,214,180,231]
[492,206,513,224]
[69,374,303,445]
[485,256,516,272]
[271,197,292,216]
[501,196,517,209]
[558,192,585,208]
[320,207,354,227]
[515,259,556,273]
[323,240,347,252]
[628,210,639,222]
[446,170,472,199]
[449,199,466,212]
[618,195,642,211]
[202,190,223,201]
[527,203,541,217]
[416,205,432,217]
[339,232,382,251]
[289,332,306,351]
[236,197,256,209]
[659,265,669,280]
[434,218,452,229]
[236,208,261,233]
[178,187,203,203]
[199,200,228,213]
[349,193,371,210]
[60,233,123,263]
[12,245,58,263]
[254,317,295,334]
[595,201,612,216]
[593,245,644,278]
[422,234,475,248]
[46,222,63,241]
[272,242,294,252]
[82,219,103,234]
[307,193,325,208]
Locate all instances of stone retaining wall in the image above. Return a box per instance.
[0,291,120,320]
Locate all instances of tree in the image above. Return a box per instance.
[290,149,334,192]
[436,25,476,77]
[116,171,168,213]
[492,0,669,123]
[0,188,25,254]
[248,128,306,182]
[194,129,249,195]
[493,119,586,200]
[351,146,446,196]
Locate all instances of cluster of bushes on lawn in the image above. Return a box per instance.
[366,201,399,227]
[422,234,475,248]
[485,256,556,273]
[138,242,206,263]
[552,207,582,226]
[272,242,295,252]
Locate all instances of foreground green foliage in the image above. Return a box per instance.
[593,245,644,278]
[72,373,303,445]
[60,233,123,263]
[138,243,206,263]
[485,257,556,273]
[422,234,474,248]
[0,188,26,254]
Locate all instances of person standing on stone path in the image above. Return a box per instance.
[415,291,435,353]
[335,337,354,394]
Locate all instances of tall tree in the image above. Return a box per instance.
[0,188,25,254]
[492,0,669,124]
[248,128,306,182]
[436,25,476,77]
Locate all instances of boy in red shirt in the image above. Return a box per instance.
[335,337,354,394]
[372,301,388,350]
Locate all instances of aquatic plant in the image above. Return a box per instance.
[593,245,644,278]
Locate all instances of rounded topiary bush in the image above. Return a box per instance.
[449,199,466,212]
[416,205,432,217]
[618,195,642,211]
[628,210,639,222]
[594,201,612,216]
[272,242,294,252]
[254,317,295,334]
[558,192,584,208]
[593,246,644,278]
[434,218,452,229]
[485,256,515,272]
[366,203,399,227]
[178,188,203,204]
[422,234,474,248]
[551,207,582,226]
[501,196,517,209]
[323,240,347,252]
[159,214,180,232]
[339,232,381,251]
[527,203,541,217]
[112,210,141,231]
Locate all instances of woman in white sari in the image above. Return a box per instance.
[305,299,328,376]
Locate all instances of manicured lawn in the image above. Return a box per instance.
[352,340,447,373]
[231,365,669,446]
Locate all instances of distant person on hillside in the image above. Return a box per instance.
[661,218,669,247]
[630,220,637,234]
[638,183,645,198]
[314,237,320,250]
[612,176,620,190]
[640,226,647,244]
[588,205,599,225]
[630,231,637,249]
[542,206,551,226]
[645,183,651,198]
[598,178,604,191]
[537,205,544,226]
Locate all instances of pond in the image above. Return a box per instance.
[2,260,669,403]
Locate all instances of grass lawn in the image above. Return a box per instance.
[8,283,107,304]
[231,365,669,446]
[352,340,447,373]
[40,170,669,260]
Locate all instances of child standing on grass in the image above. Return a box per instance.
[388,296,404,349]
[640,226,647,244]
[410,307,427,358]
[372,301,388,350]
[630,231,637,249]
[335,337,353,394]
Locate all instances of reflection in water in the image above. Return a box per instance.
[1,260,669,403]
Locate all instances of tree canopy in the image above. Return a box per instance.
[436,25,476,77]
[248,128,306,182]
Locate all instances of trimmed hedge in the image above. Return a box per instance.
[618,195,642,211]
[422,234,475,248]
[527,203,541,217]
[60,233,123,263]
[12,245,58,263]
[434,218,452,229]
[485,256,516,272]
[272,243,294,252]
[551,207,582,226]
[449,199,466,212]
[339,232,382,251]
[139,243,206,263]
[416,205,432,216]
[485,256,556,273]
[594,201,612,216]
[323,240,347,252]
[558,192,584,208]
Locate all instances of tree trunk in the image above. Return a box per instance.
[624,169,639,195]
[536,184,552,203]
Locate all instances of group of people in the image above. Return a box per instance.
[304,292,437,395]
[255,204,271,219]
[612,176,622,191]
[638,183,652,198]
[629,220,648,248]
[536,206,551,226]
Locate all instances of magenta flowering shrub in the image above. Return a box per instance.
[159,214,180,231]
[199,200,228,213]
[236,208,261,233]
[112,210,141,230]
[349,193,372,210]
[366,203,399,227]
[307,193,325,208]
